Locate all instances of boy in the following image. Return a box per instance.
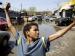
[4,3,75,56]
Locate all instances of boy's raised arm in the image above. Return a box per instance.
[4,3,16,37]
[48,18,75,41]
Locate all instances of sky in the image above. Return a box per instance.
[0,0,69,12]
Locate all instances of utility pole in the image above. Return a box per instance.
[20,2,23,13]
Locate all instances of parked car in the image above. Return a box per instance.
[0,3,10,49]
[28,16,37,22]
[50,16,56,22]
[17,17,24,24]
[0,3,10,48]
[10,17,17,25]
[43,16,49,22]
[36,15,42,21]
[43,16,56,22]
[0,17,10,48]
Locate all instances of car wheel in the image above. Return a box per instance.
[0,31,10,47]
[1,38,9,47]
[3,39,8,47]
[46,19,49,22]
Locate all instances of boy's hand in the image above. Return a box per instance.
[3,3,10,11]
[72,16,75,25]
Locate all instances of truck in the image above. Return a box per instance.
[55,0,75,26]
[0,2,10,48]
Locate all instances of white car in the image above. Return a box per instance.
[28,16,37,21]
[43,16,55,22]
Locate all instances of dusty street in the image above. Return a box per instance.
[46,22,75,56]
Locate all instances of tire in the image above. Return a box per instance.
[2,38,9,47]
[46,19,49,22]
[0,31,10,47]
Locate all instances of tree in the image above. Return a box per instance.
[28,7,37,16]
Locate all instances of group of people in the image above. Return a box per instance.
[4,3,75,56]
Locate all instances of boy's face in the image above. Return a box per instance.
[27,25,39,40]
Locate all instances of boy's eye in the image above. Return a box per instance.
[34,29,39,31]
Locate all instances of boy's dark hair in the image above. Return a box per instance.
[23,22,38,38]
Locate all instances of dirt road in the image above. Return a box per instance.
[46,24,75,56]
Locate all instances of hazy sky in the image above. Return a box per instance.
[0,0,69,12]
